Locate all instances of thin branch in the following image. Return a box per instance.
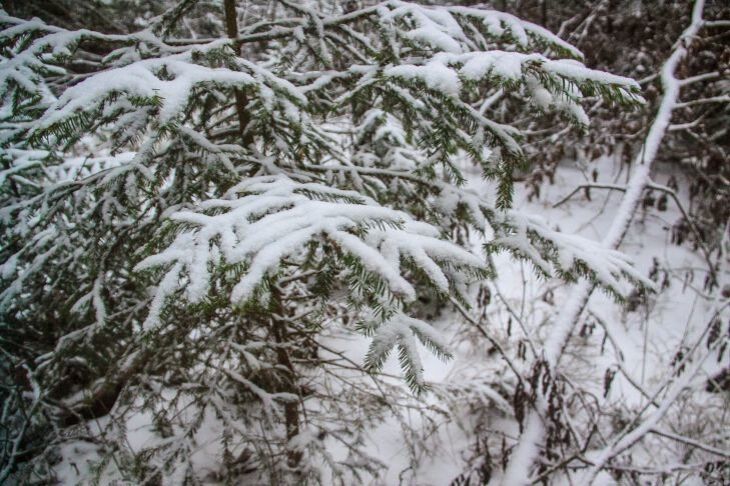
[646,181,717,284]
[552,183,626,208]
[449,297,527,388]
[588,310,660,408]
[649,428,730,459]
[679,71,721,86]
[582,334,723,482]
[668,115,705,131]
[674,94,730,109]
[551,180,717,283]
[703,20,730,28]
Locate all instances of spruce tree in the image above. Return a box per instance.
[0,1,646,483]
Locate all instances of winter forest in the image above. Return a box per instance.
[0,0,728,484]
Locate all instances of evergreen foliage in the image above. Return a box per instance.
[0,1,647,483]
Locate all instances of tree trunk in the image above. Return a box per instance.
[223,0,254,147]
[270,288,303,469]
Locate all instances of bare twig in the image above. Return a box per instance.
[552,183,626,208]
[649,428,730,459]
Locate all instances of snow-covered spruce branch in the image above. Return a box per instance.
[2,1,643,145]
[363,313,453,391]
[500,1,712,484]
[134,174,483,388]
[0,1,654,482]
[304,164,649,296]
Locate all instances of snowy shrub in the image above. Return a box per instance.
[0,1,685,484]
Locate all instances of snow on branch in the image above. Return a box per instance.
[29,44,290,139]
[0,10,190,114]
[361,1,643,119]
[377,1,583,58]
[134,175,484,330]
[383,50,643,123]
[0,15,307,148]
[431,183,651,296]
[364,312,452,391]
[493,210,652,297]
